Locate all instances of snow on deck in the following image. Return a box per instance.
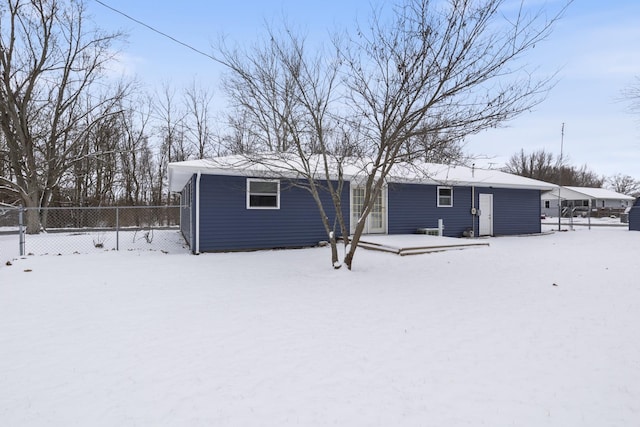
[356,234,489,255]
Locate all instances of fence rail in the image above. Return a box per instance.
[0,205,186,257]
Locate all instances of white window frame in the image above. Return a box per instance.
[350,186,387,234]
[246,178,280,209]
[437,186,453,208]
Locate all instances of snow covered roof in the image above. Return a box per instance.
[388,162,557,191]
[168,155,558,193]
[541,186,635,201]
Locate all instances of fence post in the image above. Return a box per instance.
[438,218,444,237]
[18,207,25,256]
[116,207,120,251]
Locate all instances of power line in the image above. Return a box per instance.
[94,0,223,65]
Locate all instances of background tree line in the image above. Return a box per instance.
[0,0,232,220]
[0,1,634,215]
[4,0,636,267]
[0,1,572,210]
[1,0,636,266]
[1,0,577,270]
[504,148,640,196]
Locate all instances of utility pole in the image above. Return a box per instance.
[557,123,564,231]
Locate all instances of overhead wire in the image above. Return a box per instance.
[94,0,223,65]
[92,0,226,125]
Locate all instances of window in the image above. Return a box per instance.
[247,179,280,209]
[544,200,550,209]
[437,186,453,207]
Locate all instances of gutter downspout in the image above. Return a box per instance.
[470,164,476,238]
[195,171,201,254]
[472,185,476,237]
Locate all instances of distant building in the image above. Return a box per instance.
[541,186,635,218]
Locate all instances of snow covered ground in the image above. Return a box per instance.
[1,225,639,426]
[0,227,187,258]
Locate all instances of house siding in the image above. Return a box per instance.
[196,174,350,251]
[388,184,541,237]
[180,175,546,252]
[541,199,560,218]
[483,188,542,235]
[629,198,640,231]
[388,184,474,237]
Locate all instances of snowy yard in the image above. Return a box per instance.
[1,225,639,426]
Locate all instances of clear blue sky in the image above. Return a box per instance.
[88,0,640,179]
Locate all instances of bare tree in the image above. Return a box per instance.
[220,29,305,154]
[0,133,17,205]
[65,108,121,206]
[118,97,153,205]
[564,164,603,188]
[219,0,570,270]
[184,80,217,159]
[154,83,191,204]
[504,148,561,182]
[219,26,351,267]
[223,108,257,154]
[607,174,640,196]
[155,83,190,162]
[86,114,121,206]
[504,149,603,187]
[0,0,128,232]
[623,76,640,116]
[339,0,569,269]
[409,131,467,164]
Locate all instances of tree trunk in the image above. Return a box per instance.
[344,217,368,270]
[24,198,41,235]
[329,232,340,269]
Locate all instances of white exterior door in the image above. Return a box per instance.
[351,187,387,234]
[479,193,494,236]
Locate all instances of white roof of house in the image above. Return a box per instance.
[541,186,635,201]
[168,155,558,193]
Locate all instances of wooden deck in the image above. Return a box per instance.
[354,234,489,256]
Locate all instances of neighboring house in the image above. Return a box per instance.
[541,186,635,218]
[168,156,557,253]
[629,198,640,231]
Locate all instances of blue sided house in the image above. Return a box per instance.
[629,197,640,231]
[168,156,557,253]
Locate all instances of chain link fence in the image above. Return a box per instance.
[0,206,187,258]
